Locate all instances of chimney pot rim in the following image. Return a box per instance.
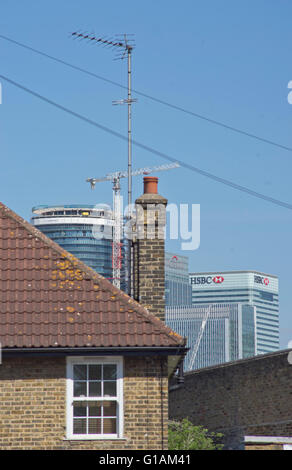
[143,176,158,181]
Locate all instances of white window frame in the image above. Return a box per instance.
[66,356,124,440]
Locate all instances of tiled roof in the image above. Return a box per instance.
[0,202,185,350]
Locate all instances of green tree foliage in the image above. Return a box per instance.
[168,418,223,450]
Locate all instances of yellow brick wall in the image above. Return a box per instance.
[169,350,292,449]
[0,355,168,450]
[245,444,283,450]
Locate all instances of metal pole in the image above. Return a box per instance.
[112,177,121,289]
[128,47,132,215]
[127,46,133,296]
[72,32,136,295]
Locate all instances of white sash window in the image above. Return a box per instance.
[66,357,123,439]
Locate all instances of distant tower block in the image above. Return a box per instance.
[133,177,167,322]
[31,205,114,280]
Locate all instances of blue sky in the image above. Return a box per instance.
[1,0,292,348]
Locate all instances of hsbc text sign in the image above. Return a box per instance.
[190,275,224,285]
[190,273,276,291]
[254,275,269,286]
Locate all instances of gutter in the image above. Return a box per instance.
[1,346,188,357]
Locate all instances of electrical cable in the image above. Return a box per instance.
[0,33,292,154]
[1,72,292,211]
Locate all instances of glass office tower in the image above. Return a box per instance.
[165,252,192,306]
[31,205,114,280]
[166,303,256,371]
[189,271,279,355]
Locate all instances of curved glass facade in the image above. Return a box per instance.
[38,223,112,278]
[31,205,114,280]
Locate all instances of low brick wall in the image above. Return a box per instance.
[245,443,283,450]
[0,355,168,450]
[169,349,292,450]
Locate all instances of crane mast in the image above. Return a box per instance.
[188,305,212,371]
[112,176,122,289]
[87,162,179,290]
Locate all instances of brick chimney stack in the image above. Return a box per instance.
[133,177,167,322]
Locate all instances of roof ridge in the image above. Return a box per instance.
[0,201,185,347]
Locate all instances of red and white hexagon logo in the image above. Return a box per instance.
[263,278,269,286]
[213,276,224,284]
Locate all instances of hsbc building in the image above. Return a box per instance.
[189,271,279,355]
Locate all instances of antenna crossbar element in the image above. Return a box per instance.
[71,32,134,53]
[112,99,137,105]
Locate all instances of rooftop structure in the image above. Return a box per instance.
[1,200,185,353]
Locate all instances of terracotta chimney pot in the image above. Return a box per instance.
[143,176,158,194]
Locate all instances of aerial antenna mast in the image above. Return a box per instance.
[72,31,136,296]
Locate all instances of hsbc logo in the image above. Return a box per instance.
[213,276,224,284]
[191,275,224,285]
[169,255,178,267]
[254,275,270,286]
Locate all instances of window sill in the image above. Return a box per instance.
[64,436,128,441]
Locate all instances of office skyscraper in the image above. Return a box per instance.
[165,252,192,306]
[189,271,279,355]
[31,204,114,280]
[166,303,256,371]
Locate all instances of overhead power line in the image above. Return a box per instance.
[1,73,291,211]
[0,33,292,154]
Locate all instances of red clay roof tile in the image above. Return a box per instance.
[0,202,185,350]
